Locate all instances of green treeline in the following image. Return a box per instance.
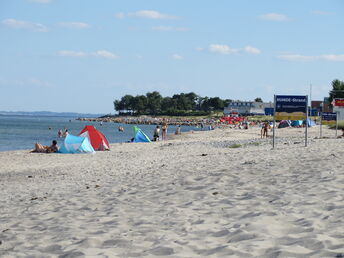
[329,79,344,105]
[114,91,232,116]
[113,79,344,116]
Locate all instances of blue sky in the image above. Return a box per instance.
[0,0,343,113]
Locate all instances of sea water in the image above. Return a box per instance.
[0,115,201,152]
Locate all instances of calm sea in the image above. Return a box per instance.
[0,115,201,152]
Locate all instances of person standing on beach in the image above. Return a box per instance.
[161,119,168,140]
[261,122,269,138]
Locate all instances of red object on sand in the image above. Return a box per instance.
[79,125,110,151]
[220,116,246,124]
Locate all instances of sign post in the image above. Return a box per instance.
[274,95,308,148]
[320,112,322,138]
[336,112,339,138]
[273,95,276,149]
[305,95,308,147]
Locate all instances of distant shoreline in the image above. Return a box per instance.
[0,111,105,118]
[77,115,221,126]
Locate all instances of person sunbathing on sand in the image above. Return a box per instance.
[31,140,59,153]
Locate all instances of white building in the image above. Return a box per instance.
[224,101,273,116]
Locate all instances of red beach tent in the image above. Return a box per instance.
[79,125,110,151]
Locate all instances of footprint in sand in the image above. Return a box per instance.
[149,246,174,256]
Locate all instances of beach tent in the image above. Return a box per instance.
[133,126,151,143]
[291,120,303,127]
[306,119,316,127]
[59,134,95,154]
[79,125,110,150]
[278,120,291,128]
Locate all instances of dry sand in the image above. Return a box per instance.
[1,126,344,257]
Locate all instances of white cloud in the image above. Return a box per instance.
[208,44,261,55]
[259,13,289,21]
[58,22,90,29]
[209,44,239,55]
[244,46,261,54]
[196,47,205,51]
[320,55,344,61]
[92,50,119,59]
[117,10,178,20]
[277,54,344,62]
[27,78,54,88]
[29,0,52,3]
[0,77,53,88]
[172,54,184,60]
[2,18,48,32]
[115,13,125,19]
[152,26,189,31]
[311,10,334,15]
[57,50,88,57]
[57,50,119,59]
[277,54,317,61]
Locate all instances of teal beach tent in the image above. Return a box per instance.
[291,120,303,127]
[306,119,316,127]
[59,134,95,154]
[133,126,151,143]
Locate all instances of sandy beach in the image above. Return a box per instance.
[1,126,344,257]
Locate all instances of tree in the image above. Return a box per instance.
[114,92,232,115]
[114,100,123,112]
[172,93,193,110]
[254,97,263,102]
[161,97,176,111]
[131,95,147,115]
[200,97,210,111]
[223,99,232,107]
[185,92,198,110]
[114,95,134,113]
[209,97,224,110]
[146,91,162,115]
[329,79,344,106]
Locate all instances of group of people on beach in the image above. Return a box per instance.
[153,119,169,141]
[57,128,69,138]
[32,117,344,153]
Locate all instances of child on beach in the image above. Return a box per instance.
[175,125,181,135]
[153,126,160,141]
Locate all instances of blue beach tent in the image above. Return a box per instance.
[59,134,95,154]
[133,126,151,143]
[306,119,316,127]
[291,120,303,127]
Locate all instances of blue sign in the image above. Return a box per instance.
[275,95,307,113]
[275,95,307,120]
[322,112,337,121]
